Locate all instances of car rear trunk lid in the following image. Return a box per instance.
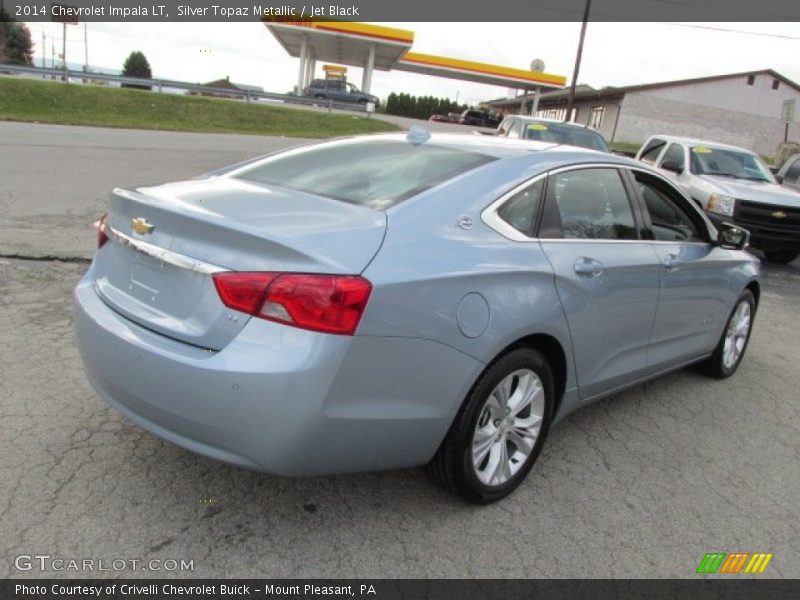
[92,177,386,350]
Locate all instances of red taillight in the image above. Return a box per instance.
[212,272,372,336]
[96,213,109,248]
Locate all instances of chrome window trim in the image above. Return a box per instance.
[480,172,549,242]
[547,162,632,176]
[482,161,718,245]
[105,226,228,275]
[482,163,633,242]
[539,239,710,246]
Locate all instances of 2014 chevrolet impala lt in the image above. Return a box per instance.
[74,131,759,503]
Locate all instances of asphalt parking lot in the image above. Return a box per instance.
[1,122,798,579]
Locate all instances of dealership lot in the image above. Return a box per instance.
[1,122,798,578]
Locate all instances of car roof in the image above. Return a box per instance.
[321,132,557,159]
[321,132,633,165]
[647,135,754,154]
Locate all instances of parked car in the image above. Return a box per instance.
[74,132,759,504]
[429,114,454,123]
[776,153,800,193]
[459,109,502,128]
[635,135,800,263]
[494,116,610,153]
[303,79,379,107]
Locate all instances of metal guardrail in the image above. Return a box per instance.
[0,64,370,114]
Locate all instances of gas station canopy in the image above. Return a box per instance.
[266,21,414,71]
[264,20,566,98]
[396,52,566,89]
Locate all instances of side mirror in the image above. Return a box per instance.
[661,160,684,174]
[718,222,750,250]
[774,173,784,184]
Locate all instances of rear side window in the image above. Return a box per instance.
[496,178,545,235]
[233,141,496,210]
[547,168,637,240]
[639,138,666,164]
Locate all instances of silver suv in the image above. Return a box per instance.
[303,79,379,107]
[636,135,800,263]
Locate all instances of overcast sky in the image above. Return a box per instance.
[22,21,800,105]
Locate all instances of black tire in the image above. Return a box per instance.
[428,348,554,504]
[703,290,755,379]
[764,250,799,264]
[314,94,326,99]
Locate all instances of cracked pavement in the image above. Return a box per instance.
[1,122,798,579]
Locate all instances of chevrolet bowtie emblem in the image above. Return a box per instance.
[772,211,787,219]
[131,218,155,235]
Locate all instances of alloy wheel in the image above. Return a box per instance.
[471,369,544,486]
[722,301,751,370]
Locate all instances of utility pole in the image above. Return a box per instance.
[565,0,592,123]
[61,21,67,80]
[83,22,88,82]
[41,31,46,71]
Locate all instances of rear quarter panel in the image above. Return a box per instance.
[359,155,581,423]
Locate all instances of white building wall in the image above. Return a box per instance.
[646,72,799,118]
[614,85,800,156]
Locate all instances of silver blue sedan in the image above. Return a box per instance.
[74,131,759,504]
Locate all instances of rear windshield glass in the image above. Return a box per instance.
[233,140,496,210]
[523,122,609,152]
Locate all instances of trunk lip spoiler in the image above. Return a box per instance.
[105,225,228,276]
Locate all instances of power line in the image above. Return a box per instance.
[650,0,797,21]
[664,22,800,40]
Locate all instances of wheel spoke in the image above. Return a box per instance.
[494,376,513,410]
[490,441,511,485]
[507,427,536,455]
[472,427,497,465]
[735,316,750,336]
[514,413,542,430]
[480,440,503,485]
[508,372,542,417]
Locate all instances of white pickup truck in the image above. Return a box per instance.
[635,135,800,263]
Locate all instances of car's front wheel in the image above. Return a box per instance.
[428,348,554,504]
[704,290,755,379]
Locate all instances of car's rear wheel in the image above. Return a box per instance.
[764,250,799,264]
[428,348,554,504]
[703,290,755,379]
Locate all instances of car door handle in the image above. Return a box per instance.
[573,257,604,276]
[662,254,684,271]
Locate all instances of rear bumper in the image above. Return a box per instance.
[73,269,482,475]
